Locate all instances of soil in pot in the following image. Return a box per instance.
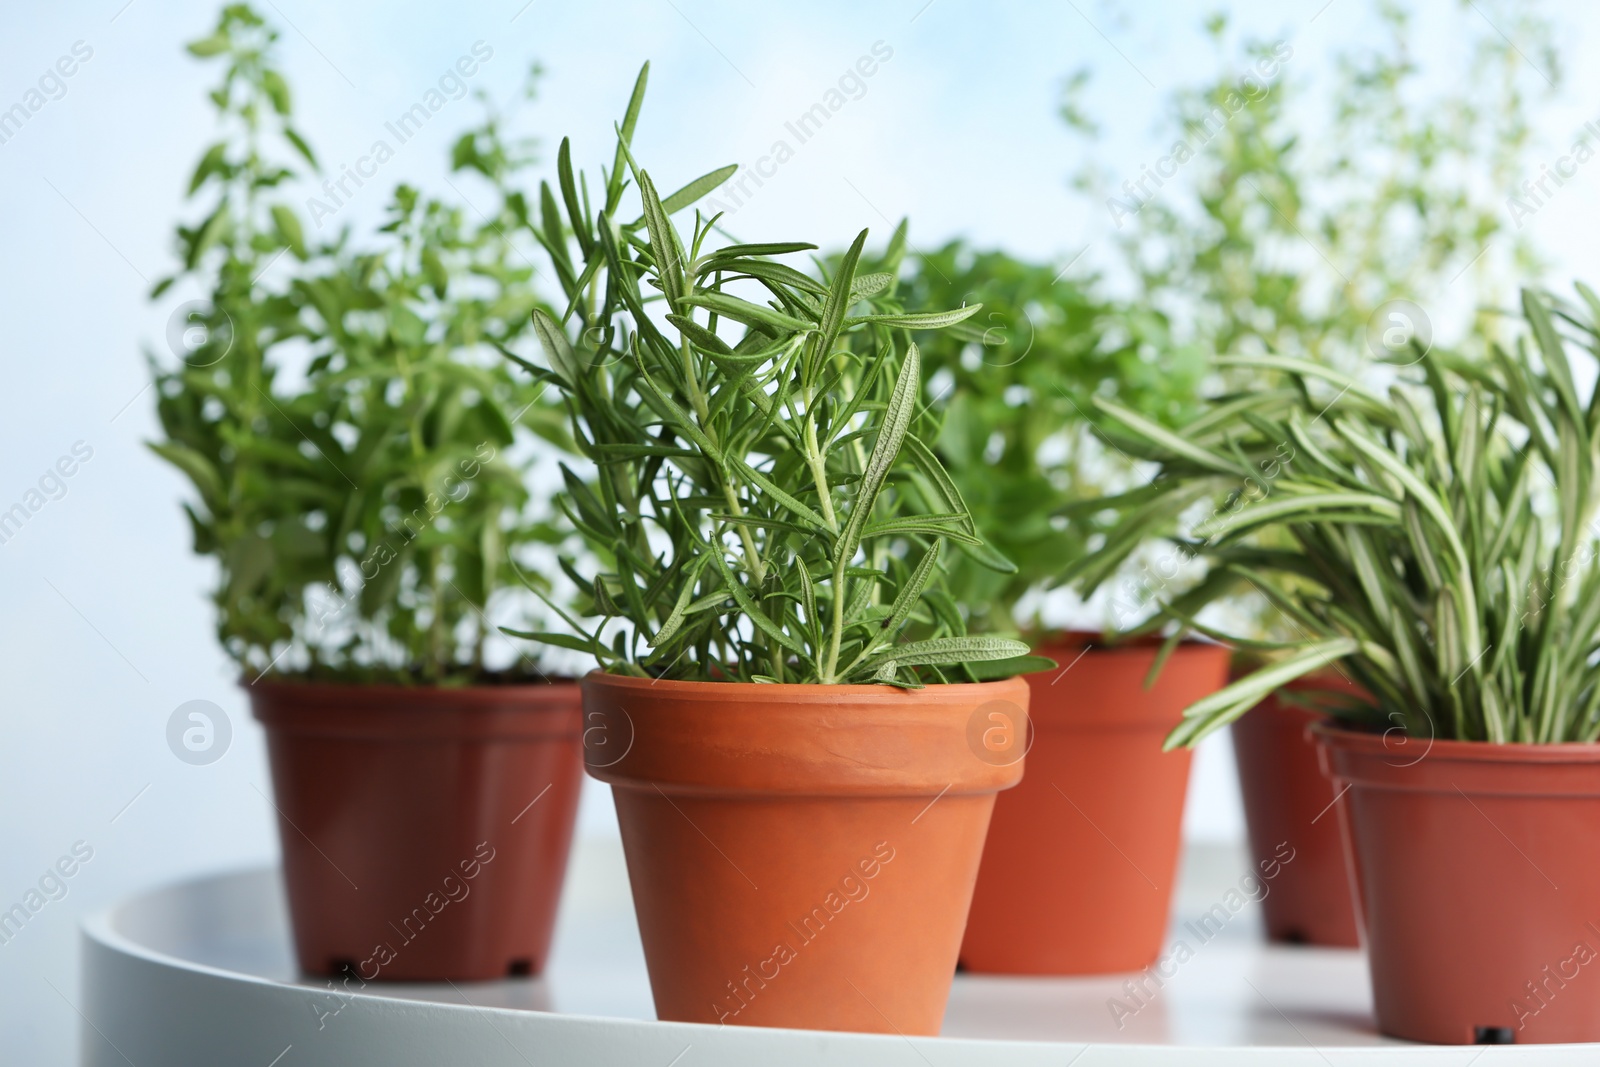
[249,679,584,982]
[1316,721,1600,1044]
[959,633,1230,974]
[581,672,1028,1035]
[1230,670,1367,947]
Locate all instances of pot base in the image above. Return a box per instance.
[1318,723,1600,1044]
[250,680,585,983]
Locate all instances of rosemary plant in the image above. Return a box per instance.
[1069,286,1600,746]
[504,65,1038,686]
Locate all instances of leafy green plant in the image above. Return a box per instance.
[857,236,1207,634]
[149,4,566,684]
[1070,285,1600,747]
[1046,1,1561,640]
[503,65,1040,685]
[1072,2,1556,367]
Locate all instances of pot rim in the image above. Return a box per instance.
[581,671,1028,796]
[1312,719,1600,763]
[1030,630,1227,656]
[248,676,585,739]
[245,675,581,698]
[579,669,1026,699]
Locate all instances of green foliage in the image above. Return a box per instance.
[867,236,1207,633]
[503,64,1036,685]
[149,4,564,683]
[1076,2,1555,367]
[1047,0,1561,638]
[1072,285,1600,747]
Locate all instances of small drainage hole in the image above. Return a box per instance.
[507,958,533,977]
[1474,1026,1515,1045]
[1280,928,1310,945]
[329,958,358,978]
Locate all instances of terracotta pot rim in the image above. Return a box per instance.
[245,676,580,697]
[582,672,1028,797]
[249,678,584,740]
[1030,631,1227,656]
[1313,720,1600,763]
[581,669,1023,700]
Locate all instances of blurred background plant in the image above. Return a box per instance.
[870,0,1563,643]
[147,3,571,684]
[1073,1,1556,364]
[837,231,1203,637]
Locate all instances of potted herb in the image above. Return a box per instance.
[1069,7,1561,951]
[1077,286,1600,1044]
[150,7,582,982]
[846,234,1228,974]
[503,65,1038,1034]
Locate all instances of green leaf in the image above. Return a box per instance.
[627,164,738,224]
[633,168,684,310]
[530,308,582,387]
[836,344,920,568]
[605,62,649,214]
[860,513,982,545]
[271,204,306,259]
[865,635,1031,669]
[262,69,291,115]
[186,34,230,57]
[148,442,224,507]
[845,305,982,329]
[963,654,1058,680]
[1095,396,1243,475]
[283,127,318,168]
[733,459,829,532]
[850,272,894,301]
[1166,639,1359,749]
[812,229,867,381]
[188,143,228,196]
[501,628,603,656]
[680,292,812,333]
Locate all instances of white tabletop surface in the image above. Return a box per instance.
[78,837,1597,1065]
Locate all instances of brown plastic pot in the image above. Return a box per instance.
[249,679,584,982]
[1316,722,1600,1044]
[582,671,1028,1034]
[959,633,1229,974]
[1230,671,1365,947]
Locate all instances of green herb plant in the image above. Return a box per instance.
[1070,285,1600,747]
[856,235,1207,635]
[504,65,1041,685]
[149,4,567,684]
[1070,3,1556,368]
[1051,0,1561,640]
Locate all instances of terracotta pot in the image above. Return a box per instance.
[582,671,1027,1034]
[959,633,1229,974]
[1316,722,1600,1044]
[1230,671,1366,947]
[249,679,584,982]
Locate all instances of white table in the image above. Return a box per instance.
[79,840,1592,1065]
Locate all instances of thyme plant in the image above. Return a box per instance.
[149,5,565,684]
[505,65,1037,685]
[1071,286,1600,746]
